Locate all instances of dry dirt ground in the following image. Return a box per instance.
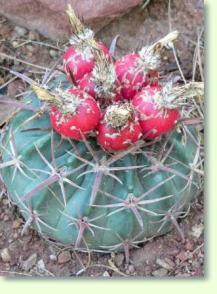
[0,0,204,278]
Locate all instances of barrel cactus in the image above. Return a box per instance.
[0,74,203,255]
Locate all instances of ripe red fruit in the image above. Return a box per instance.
[114,53,159,100]
[50,88,101,140]
[63,42,110,83]
[77,72,96,98]
[132,85,180,139]
[97,103,142,151]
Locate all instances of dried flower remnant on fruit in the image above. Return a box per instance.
[64,5,111,83]
[92,50,117,99]
[53,88,85,116]
[138,46,161,72]
[138,31,179,72]
[105,103,134,129]
[31,84,58,103]
[153,81,204,110]
[32,85,84,116]
[66,4,95,46]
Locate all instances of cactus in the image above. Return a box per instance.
[0,74,203,255]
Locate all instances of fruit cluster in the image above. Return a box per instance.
[40,5,180,152]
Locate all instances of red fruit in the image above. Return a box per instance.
[63,42,110,83]
[77,72,96,98]
[115,53,159,100]
[97,103,142,151]
[50,88,101,140]
[132,85,180,139]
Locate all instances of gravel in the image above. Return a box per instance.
[57,251,71,264]
[0,248,11,263]
[22,253,38,271]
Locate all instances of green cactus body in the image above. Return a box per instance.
[0,75,202,252]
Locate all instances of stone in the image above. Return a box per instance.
[14,26,27,36]
[2,199,9,206]
[176,251,190,263]
[26,45,34,52]
[49,254,57,261]
[28,31,40,40]
[12,218,23,229]
[102,271,110,277]
[37,259,46,274]
[191,223,204,239]
[185,240,195,251]
[22,253,37,271]
[152,268,168,277]
[0,248,11,262]
[114,253,124,267]
[0,0,142,40]
[49,49,58,58]
[128,264,135,273]
[144,265,152,275]
[3,215,10,221]
[57,251,71,264]
[13,233,18,239]
[12,40,19,47]
[156,258,174,271]
[132,239,179,267]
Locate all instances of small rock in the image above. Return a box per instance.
[175,273,191,278]
[7,80,25,97]
[152,268,168,277]
[22,253,37,271]
[3,215,10,221]
[12,40,19,48]
[14,26,27,36]
[185,240,195,251]
[26,45,34,52]
[49,254,57,261]
[4,263,10,271]
[2,199,9,206]
[12,218,22,229]
[58,251,71,264]
[176,251,189,263]
[114,253,124,267]
[164,257,175,268]
[49,49,58,58]
[102,271,110,277]
[37,259,46,273]
[128,265,135,274]
[13,233,18,239]
[191,223,204,239]
[9,240,20,252]
[0,248,11,262]
[144,265,152,275]
[28,31,40,40]
[156,258,174,271]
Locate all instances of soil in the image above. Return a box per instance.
[0,0,204,278]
